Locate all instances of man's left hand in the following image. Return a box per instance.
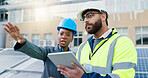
[57,62,84,78]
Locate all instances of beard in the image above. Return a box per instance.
[85,18,102,34]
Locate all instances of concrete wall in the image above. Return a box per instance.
[0,24,6,48]
[5,19,86,48]
[108,10,148,47]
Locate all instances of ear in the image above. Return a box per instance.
[71,37,73,42]
[101,13,106,22]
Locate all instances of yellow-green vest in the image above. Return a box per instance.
[76,29,137,78]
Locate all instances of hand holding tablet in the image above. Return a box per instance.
[47,51,85,71]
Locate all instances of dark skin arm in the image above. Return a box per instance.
[4,22,26,44]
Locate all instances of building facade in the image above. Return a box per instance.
[0,0,148,48]
[105,0,148,14]
[0,0,105,48]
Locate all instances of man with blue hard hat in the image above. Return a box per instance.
[4,18,77,78]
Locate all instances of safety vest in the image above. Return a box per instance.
[76,29,137,78]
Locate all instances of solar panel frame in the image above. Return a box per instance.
[135,48,148,78]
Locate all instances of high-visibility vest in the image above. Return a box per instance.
[76,30,137,78]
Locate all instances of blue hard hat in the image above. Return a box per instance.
[57,18,77,35]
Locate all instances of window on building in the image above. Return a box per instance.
[135,27,148,45]
[128,0,138,11]
[74,32,82,47]
[0,13,3,21]
[32,34,40,45]
[140,0,148,10]
[116,28,128,36]
[0,0,8,5]
[9,10,22,23]
[0,11,8,21]
[44,33,53,46]
[44,33,52,40]
[23,9,35,22]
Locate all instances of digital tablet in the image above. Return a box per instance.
[47,51,85,71]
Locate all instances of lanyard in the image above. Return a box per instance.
[89,39,108,60]
[88,29,117,62]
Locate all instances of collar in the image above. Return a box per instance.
[87,28,117,52]
[93,28,112,39]
[87,28,117,41]
[58,44,70,52]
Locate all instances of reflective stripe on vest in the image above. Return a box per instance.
[108,73,120,78]
[78,42,87,62]
[113,62,137,71]
[78,35,136,77]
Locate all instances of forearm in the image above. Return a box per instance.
[14,40,48,60]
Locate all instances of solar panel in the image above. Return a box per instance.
[135,73,148,78]
[0,56,29,73]
[136,58,148,72]
[135,48,148,78]
[137,48,148,57]
[0,59,43,78]
[7,72,42,78]
[0,49,29,74]
[21,60,43,72]
[0,49,28,56]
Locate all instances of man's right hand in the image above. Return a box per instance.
[4,22,26,44]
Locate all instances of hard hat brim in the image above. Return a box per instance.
[57,26,77,35]
[77,8,102,19]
